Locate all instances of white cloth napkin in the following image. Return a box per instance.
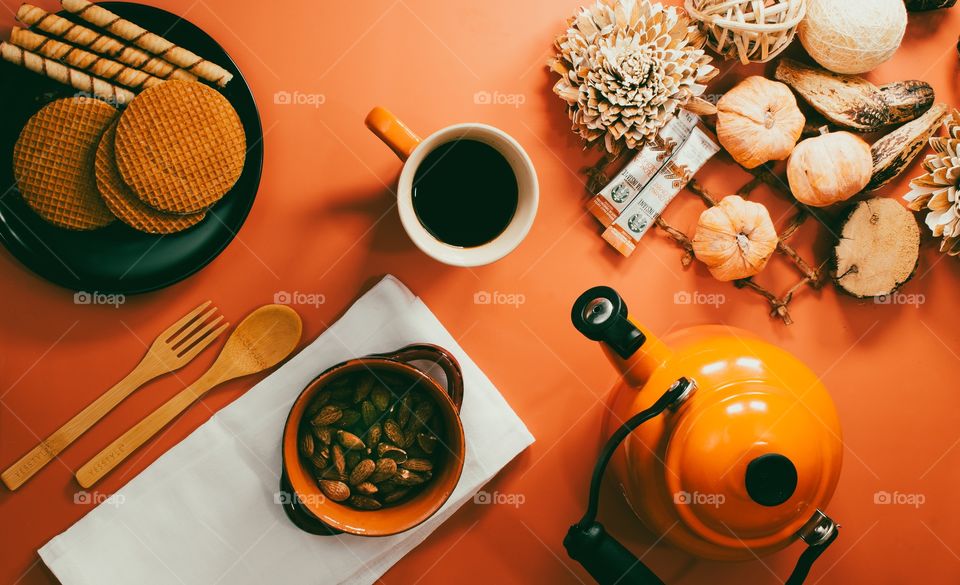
[39,275,534,585]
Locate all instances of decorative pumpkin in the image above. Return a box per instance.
[787,130,873,207]
[692,195,779,281]
[716,76,806,169]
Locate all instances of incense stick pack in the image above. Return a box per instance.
[602,127,719,257]
[587,109,699,227]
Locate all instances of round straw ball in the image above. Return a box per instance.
[798,0,907,74]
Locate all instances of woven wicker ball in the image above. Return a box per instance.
[798,0,907,74]
[684,0,807,65]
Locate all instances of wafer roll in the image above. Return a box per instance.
[61,0,233,87]
[1,42,134,104]
[17,4,197,82]
[10,27,163,91]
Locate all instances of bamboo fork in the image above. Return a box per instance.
[1,302,227,491]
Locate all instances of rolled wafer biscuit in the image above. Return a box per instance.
[16,4,196,82]
[61,0,233,87]
[10,27,163,92]
[1,42,134,104]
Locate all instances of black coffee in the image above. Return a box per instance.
[412,139,518,248]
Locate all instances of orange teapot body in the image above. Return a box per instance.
[565,287,842,584]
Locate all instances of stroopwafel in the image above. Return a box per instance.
[115,80,245,214]
[13,97,117,230]
[95,122,206,234]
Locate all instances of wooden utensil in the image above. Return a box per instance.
[1,301,225,491]
[75,304,302,488]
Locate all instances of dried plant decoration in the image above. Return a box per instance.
[905,109,960,257]
[684,0,807,65]
[548,0,718,157]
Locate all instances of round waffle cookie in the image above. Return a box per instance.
[115,80,246,214]
[95,122,206,234]
[13,97,118,230]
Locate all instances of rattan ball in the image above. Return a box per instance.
[684,0,807,64]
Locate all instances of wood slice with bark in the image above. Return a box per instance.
[834,198,920,298]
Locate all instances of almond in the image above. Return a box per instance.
[383,488,411,503]
[305,391,331,417]
[354,481,378,495]
[377,443,407,463]
[312,405,342,426]
[360,401,378,428]
[339,409,361,427]
[401,458,433,472]
[332,444,346,475]
[353,374,375,403]
[383,420,404,445]
[349,495,382,510]
[349,459,375,485]
[299,433,315,457]
[394,468,427,486]
[371,386,391,412]
[398,395,413,427]
[369,458,398,483]
[416,433,438,455]
[313,425,332,445]
[319,480,350,502]
[338,430,366,451]
[367,423,382,447]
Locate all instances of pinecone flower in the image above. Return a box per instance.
[905,109,960,257]
[548,0,717,156]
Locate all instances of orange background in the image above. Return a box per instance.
[1,1,959,583]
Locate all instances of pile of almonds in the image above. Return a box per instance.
[299,370,443,510]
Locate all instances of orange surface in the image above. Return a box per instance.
[1,1,959,584]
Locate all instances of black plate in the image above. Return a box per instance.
[0,2,263,294]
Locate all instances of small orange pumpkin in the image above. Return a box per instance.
[692,195,779,281]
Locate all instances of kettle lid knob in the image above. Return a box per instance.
[572,287,646,359]
[745,453,798,507]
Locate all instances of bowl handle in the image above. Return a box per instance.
[375,344,464,412]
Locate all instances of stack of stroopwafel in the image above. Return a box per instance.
[14,80,246,234]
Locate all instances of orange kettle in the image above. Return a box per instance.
[564,287,842,585]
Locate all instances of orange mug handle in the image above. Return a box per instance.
[365,107,422,161]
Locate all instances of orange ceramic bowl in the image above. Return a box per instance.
[281,344,465,536]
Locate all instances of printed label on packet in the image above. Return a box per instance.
[587,109,699,227]
[602,126,719,257]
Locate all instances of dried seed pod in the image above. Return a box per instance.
[878,80,935,125]
[394,468,427,486]
[353,374,375,403]
[339,409,361,427]
[401,458,434,472]
[332,444,346,475]
[416,433,438,455]
[369,458,398,483]
[383,488,411,503]
[360,401,378,428]
[377,443,408,463]
[371,386,390,412]
[354,482,378,495]
[349,495,382,510]
[367,423,382,447]
[312,405,342,426]
[313,425,332,445]
[349,459,376,485]
[338,430,366,451]
[299,433,315,457]
[383,420,404,445]
[319,480,350,502]
[868,103,948,190]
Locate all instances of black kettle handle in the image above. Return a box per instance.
[564,378,838,585]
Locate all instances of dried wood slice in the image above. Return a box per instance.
[834,198,920,298]
[775,59,890,132]
[868,103,948,191]
[878,81,935,125]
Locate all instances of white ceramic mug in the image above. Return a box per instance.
[366,107,538,267]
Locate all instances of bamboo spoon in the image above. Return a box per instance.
[1,301,225,491]
[75,304,302,488]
